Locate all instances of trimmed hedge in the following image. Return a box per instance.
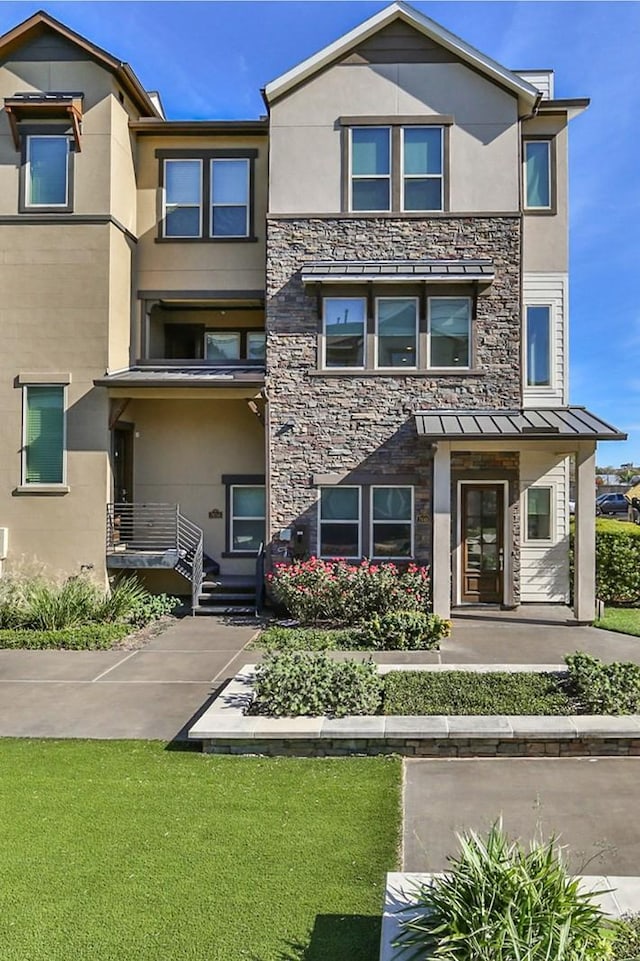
[566,651,640,714]
[0,623,130,650]
[257,612,450,653]
[571,518,640,605]
[256,626,366,651]
[251,652,383,717]
[383,670,573,716]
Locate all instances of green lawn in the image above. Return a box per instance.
[0,741,400,961]
[595,607,640,637]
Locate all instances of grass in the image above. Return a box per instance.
[0,623,130,649]
[383,671,575,716]
[595,607,640,638]
[0,740,401,961]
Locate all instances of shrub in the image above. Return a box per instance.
[383,670,573,716]
[256,626,367,651]
[362,610,450,651]
[268,558,431,626]
[395,821,620,960]
[102,578,180,627]
[0,624,130,650]
[566,651,640,714]
[571,519,640,605]
[251,651,382,717]
[613,915,640,959]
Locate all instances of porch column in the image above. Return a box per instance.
[574,441,596,623]
[432,441,451,619]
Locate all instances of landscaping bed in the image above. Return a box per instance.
[0,740,400,961]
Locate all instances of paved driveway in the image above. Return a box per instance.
[0,619,258,741]
[404,757,640,875]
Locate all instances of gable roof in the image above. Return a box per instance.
[264,1,540,115]
[0,10,160,117]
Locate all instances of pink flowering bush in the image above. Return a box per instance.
[268,557,431,626]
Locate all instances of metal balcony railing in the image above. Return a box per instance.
[106,503,203,614]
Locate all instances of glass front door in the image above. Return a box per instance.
[461,484,504,603]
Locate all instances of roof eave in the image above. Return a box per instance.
[264,1,538,110]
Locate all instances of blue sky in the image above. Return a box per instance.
[1,1,637,467]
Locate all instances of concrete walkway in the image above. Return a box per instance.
[0,618,259,741]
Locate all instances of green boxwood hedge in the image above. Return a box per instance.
[571,519,640,605]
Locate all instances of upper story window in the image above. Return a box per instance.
[204,329,266,361]
[22,134,73,212]
[323,298,366,368]
[524,139,552,211]
[159,149,256,241]
[428,298,471,369]
[321,294,472,372]
[348,123,445,213]
[525,305,551,387]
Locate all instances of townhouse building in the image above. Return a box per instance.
[0,4,624,621]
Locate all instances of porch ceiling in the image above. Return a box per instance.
[415,406,626,441]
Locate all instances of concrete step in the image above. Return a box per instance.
[198,591,255,604]
[193,604,256,616]
[201,576,255,593]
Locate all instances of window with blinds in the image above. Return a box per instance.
[24,385,65,484]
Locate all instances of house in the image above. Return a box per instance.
[0,4,624,621]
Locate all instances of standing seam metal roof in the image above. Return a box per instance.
[414,407,626,440]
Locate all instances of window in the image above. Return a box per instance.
[526,487,552,540]
[402,127,443,211]
[526,305,551,387]
[160,153,254,240]
[24,135,70,209]
[319,487,361,558]
[230,486,265,553]
[371,487,413,558]
[376,298,418,368]
[163,159,202,237]
[23,385,65,485]
[323,298,366,368]
[524,140,552,210]
[210,159,249,237]
[204,330,266,361]
[428,298,471,368]
[348,124,445,212]
[350,127,391,212]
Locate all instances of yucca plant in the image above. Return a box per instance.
[394,821,620,960]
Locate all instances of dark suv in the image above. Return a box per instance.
[596,493,629,516]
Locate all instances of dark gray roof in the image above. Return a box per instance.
[414,407,626,441]
[301,259,495,283]
[95,365,265,388]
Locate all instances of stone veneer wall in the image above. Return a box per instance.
[265,216,522,558]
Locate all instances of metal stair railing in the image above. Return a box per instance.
[255,541,265,617]
[106,503,204,614]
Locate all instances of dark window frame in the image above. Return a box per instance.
[221,474,266,557]
[156,148,258,243]
[18,123,75,215]
[340,116,451,214]
[522,135,557,216]
[317,483,415,560]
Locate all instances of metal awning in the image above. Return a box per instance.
[301,259,495,285]
[95,364,265,389]
[414,406,626,441]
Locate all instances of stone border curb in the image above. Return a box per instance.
[380,872,640,961]
[187,664,640,756]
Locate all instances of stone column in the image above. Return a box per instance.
[574,441,596,623]
[432,441,451,619]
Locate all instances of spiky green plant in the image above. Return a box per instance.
[394,822,620,960]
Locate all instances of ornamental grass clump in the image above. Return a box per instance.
[268,557,431,626]
[395,822,620,961]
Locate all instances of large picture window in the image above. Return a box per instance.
[23,385,65,485]
[428,298,471,368]
[323,298,366,368]
[319,487,361,558]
